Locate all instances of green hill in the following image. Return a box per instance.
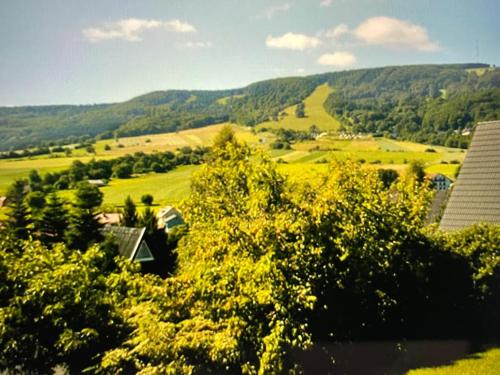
[1,63,499,151]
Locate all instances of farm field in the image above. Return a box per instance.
[0,128,465,199]
[256,83,341,132]
[407,347,500,375]
[58,165,198,212]
[0,124,259,194]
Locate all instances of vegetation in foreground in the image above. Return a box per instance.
[0,128,498,374]
[407,348,500,375]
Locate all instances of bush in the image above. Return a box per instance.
[112,163,132,179]
[141,194,154,206]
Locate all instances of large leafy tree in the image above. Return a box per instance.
[0,237,145,374]
[100,133,324,374]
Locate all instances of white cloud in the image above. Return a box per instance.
[183,41,213,49]
[259,3,291,19]
[320,0,333,7]
[354,16,440,52]
[317,52,357,67]
[266,32,322,51]
[164,19,196,33]
[83,18,196,43]
[325,24,349,39]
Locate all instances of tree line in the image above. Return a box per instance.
[26,146,208,192]
[5,64,499,152]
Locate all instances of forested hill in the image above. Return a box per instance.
[1,63,499,151]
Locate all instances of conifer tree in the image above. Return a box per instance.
[120,196,138,227]
[66,181,103,250]
[5,179,31,240]
[38,193,68,245]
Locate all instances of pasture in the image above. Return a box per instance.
[257,84,341,132]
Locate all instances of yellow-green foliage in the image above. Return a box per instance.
[257,84,341,131]
[100,136,433,374]
[407,348,500,375]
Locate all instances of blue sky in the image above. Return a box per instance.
[1,0,499,106]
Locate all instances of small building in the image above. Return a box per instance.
[88,179,107,187]
[96,212,122,226]
[428,173,453,191]
[157,206,185,233]
[101,226,154,263]
[440,121,500,230]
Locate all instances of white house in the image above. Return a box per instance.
[156,206,185,233]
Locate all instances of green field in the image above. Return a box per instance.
[257,84,341,132]
[407,348,500,375]
[0,103,467,214]
[0,131,465,205]
[59,165,198,211]
[0,124,259,194]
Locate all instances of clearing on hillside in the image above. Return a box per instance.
[257,84,341,132]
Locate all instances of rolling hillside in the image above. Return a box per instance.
[1,63,499,151]
[257,84,341,131]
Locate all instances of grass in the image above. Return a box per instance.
[59,165,198,211]
[0,124,259,194]
[257,84,341,132]
[0,156,101,194]
[217,94,245,105]
[407,348,500,375]
[425,163,460,179]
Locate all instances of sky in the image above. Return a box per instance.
[0,0,499,106]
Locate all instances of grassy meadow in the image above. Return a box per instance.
[0,83,466,211]
[0,126,464,212]
[256,83,341,132]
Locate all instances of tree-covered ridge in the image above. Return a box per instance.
[323,64,500,147]
[1,63,499,151]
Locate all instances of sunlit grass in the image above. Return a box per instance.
[407,348,500,375]
[257,84,341,132]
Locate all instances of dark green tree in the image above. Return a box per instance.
[5,179,31,240]
[28,169,43,192]
[295,102,305,118]
[66,182,103,250]
[377,168,399,189]
[37,193,68,245]
[137,207,176,276]
[140,194,154,206]
[69,160,87,184]
[112,162,133,179]
[120,196,138,227]
[408,160,426,184]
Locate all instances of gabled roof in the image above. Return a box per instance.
[440,121,500,231]
[428,173,453,182]
[157,206,181,220]
[101,226,153,261]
